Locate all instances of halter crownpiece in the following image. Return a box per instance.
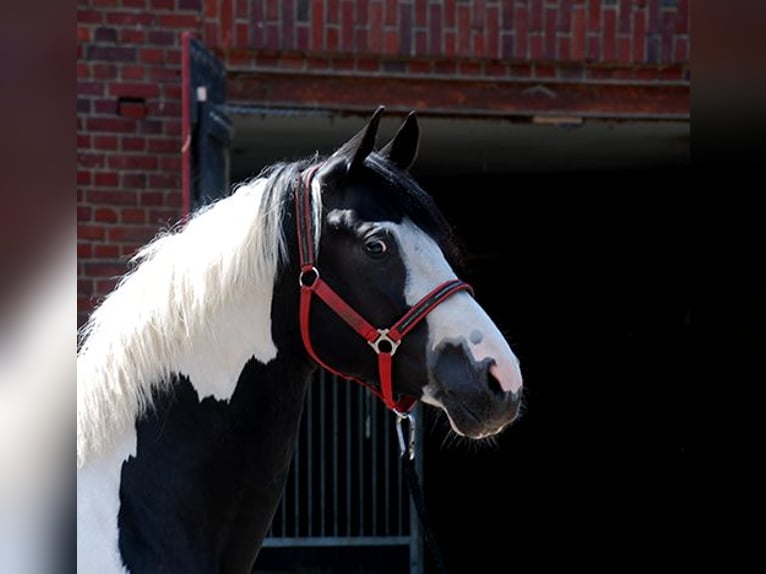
[295,165,473,412]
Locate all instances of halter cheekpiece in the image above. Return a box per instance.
[295,164,473,413]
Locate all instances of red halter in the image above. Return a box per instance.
[295,165,473,412]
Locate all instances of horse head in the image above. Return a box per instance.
[298,107,523,439]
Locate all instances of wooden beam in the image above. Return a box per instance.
[227,71,689,121]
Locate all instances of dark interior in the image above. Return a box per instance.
[417,168,692,571]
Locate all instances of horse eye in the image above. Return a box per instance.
[364,238,388,257]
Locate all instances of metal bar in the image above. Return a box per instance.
[345,381,351,536]
[333,375,339,537]
[409,404,424,574]
[293,399,300,537]
[262,536,411,548]
[307,380,313,536]
[358,386,364,535]
[319,370,326,537]
[384,406,390,535]
[371,395,378,536]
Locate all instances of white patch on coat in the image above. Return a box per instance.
[77,430,136,574]
[77,175,324,468]
[390,218,523,395]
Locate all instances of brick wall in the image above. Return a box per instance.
[218,0,689,80]
[77,0,689,325]
[77,1,203,325]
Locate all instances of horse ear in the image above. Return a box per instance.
[379,111,419,171]
[331,105,385,173]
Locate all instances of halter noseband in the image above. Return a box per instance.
[295,164,473,413]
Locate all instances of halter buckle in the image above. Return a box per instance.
[368,329,400,356]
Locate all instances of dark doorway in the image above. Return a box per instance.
[416,168,693,572]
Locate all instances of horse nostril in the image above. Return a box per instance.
[486,368,504,396]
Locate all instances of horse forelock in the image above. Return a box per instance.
[76,161,324,468]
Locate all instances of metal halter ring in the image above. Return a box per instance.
[368,329,401,356]
[298,266,320,288]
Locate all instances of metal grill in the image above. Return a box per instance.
[263,370,422,571]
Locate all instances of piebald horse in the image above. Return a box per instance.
[77,108,523,573]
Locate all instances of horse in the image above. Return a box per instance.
[77,107,523,573]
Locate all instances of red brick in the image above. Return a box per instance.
[122,65,146,81]
[407,60,432,74]
[327,27,339,50]
[534,64,556,78]
[458,5,470,55]
[78,81,104,96]
[572,8,586,60]
[121,29,146,44]
[677,0,689,34]
[384,0,397,26]
[86,45,136,64]
[673,37,688,63]
[428,4,444,56]
[109,82,159,98]
[105,12,155,26]
[140,48,165,64]
[558,0,572,32]
[603,8,616,61]
[632,10,646,62]
[158,13,200,28]
[93,27,118,43]
[78,171,92,186]
[558,37,571,61]
[107,226,158,243]
[84,262,129,277]
[544,7,556,59]
[77,27,91,43]
[107,155,158,171]
[473,33,485,58]
[77,9,102,24]
[312,0,325,50]
[148,174,179,189]
[93,244,120,258]
[93,135,118,151]
[93,99,119,114]
[523,0,539,31]
[148,209,180,224]
[384,30,398,55]
[95,208,119,223]
[530,34,543,60]
[95,279,120,295]
[79,152,106,168]
[486,6,499,58]
[77,133,91,148]
[95,172,119,187]
[87,190,138,205]
[444,31,456,58]
[414,30,427,56]
[618,36,631,62]
[341,1,354,50]
[588,0,601,31]
[370,2,383,54]
[356,57,379,72]
[77,62,90,79]
[122,137,146,151]
[78,206,92,222]
[78,224,106,241]
[147,138,179,153]
[140,192,164,206]
[166,192,183,208]
[444,0,455,28]
[92,63,117,79]
[121,209,147,223]
[78,243,93,259]
[473,0,485,28]
[515,4,528,59]
[414,0,426,27]
[119,102,147,119]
